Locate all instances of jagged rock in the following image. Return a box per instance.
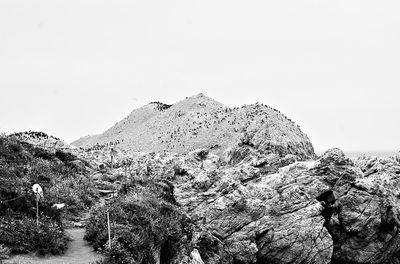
[324,151,400,264]
[251,153,280,167]
[172,148,400,264]
[175,156,334,264]
[189,249,205,264]
[226,146,252,166]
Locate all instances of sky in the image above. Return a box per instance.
[0,0,399,152]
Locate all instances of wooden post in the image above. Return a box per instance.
[107,210,111,249]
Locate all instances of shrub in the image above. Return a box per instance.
[0,213,69,255]
[85,179,193,264]
[55,150,75,163]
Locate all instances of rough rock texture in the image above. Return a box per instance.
[325,150,400,264]
[117,148,400,264]
[72,94,315,160]
[174,151,333,264]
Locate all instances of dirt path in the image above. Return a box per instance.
[4,229,103,264]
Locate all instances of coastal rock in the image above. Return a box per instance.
[325,152,400,264]
[172,148,400,264]
[175,154,334,264]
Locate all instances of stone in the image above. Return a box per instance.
[192,172,212,191]
[190,249,205,264]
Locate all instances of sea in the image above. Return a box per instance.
[315,150,399,159]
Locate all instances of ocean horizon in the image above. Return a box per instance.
[316,150,399,158]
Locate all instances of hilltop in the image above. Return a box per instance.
[72,93,315,159]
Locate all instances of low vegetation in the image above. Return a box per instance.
[0,135,98,256]
[85,178,193,264]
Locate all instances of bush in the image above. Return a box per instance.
[85,179,193,264]
[0,213,69,255]
[55,150,76,163]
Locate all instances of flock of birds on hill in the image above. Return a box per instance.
[9,102,301,155]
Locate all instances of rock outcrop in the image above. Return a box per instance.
[174,150,332,264]
[326,151,400,264]
[109,148,400,264]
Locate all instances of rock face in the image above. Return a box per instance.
[174,150,332,264]
[71,94,315,160]
[110,147,400,264]
[326,151,400,264]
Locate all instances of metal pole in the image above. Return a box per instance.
[107,210,111,249]
[36,195,39,226]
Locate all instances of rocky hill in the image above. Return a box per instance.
[72,94,315,160]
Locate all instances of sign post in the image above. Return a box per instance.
[106,191,116,250]
[32,184,43,226]
[107,209,111,249]
[36,195,39,226]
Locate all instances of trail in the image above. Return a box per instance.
[4,228,103,264]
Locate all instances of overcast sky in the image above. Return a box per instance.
[1,0,399,152]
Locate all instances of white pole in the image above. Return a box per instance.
[107,210,111,249]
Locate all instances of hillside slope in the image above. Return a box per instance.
[72,93,315,159]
